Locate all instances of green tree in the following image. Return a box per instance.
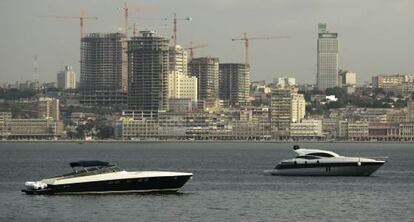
[97,126,114,139]
[325,87,346,99]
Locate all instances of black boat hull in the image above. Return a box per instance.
[264,162,386,176]
[22,175,192,195]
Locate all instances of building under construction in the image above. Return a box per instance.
[188,57,219,102]
[127,31,170,113]
[219,63,250,106]
[79,33,128,106]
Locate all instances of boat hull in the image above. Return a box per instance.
[22,175,192,195]
[264,162,385,176]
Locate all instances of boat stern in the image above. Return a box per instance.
[22,181,53,195]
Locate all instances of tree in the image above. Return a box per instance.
[372,88,386,96]
[325,87,346,99]
[395,99,407,108]
[326,101,345,109]
[97,126,114,139]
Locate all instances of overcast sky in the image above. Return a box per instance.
[0,0,413,85]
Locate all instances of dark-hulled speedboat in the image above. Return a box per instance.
[264,145,386,176]
[22,161,193,195]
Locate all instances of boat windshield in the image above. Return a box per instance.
[48,165,124,179]
[295,155,321,160]
[306,152,335,158]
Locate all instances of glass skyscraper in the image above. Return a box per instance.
[317,23,339,91]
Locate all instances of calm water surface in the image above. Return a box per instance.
[0,142,413,222]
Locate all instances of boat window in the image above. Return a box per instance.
[307,152,334,157]
[48,165,123,179]
[296,155,321,160]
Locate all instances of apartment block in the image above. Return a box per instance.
[219,63,250,106]
[127,31,170,113]
[168,72,198,102]
[169,45,188,76]
[57,66,76,90]
[38,97,60,121]
[188,57,219,102]
[80,33,128,106]
[290,119,323,139]
[270,88,292,138]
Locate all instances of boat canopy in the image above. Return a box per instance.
[69,161,110,168]
[292,145,340,157]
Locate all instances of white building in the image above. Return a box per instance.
[114,117,158,140]
[57,66,76,90]
[38,97,60,121]
[291,92,306,123]
[338,121,369,140]
[338,70,357,94]
[290,119,323,138]
[276,77,296,88]
[343,71,356,86]
[168,71,198,102]
[169,45,188,76]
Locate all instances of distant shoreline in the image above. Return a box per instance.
[0,140,412,144]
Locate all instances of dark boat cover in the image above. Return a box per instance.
[70,161,110,168]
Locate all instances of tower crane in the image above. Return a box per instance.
[185,42,208,60]
[118,2,151,39]
[163,13,192,46]
[39,10,98,38]
[232,32,290,65]
[131,13,191,45]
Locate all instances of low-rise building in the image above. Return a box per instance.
[386,110,408,123]
[290,119,323,139]
[338,121,369,141]
[367,122,400,141]
[322,117,338,138]
[114,117,158,140]
[0,112,63,139]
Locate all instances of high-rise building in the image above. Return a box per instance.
[317,23,339,91]
[219,63,250,106]
[269,85,306,137]
[168,72,198,101]
[291,89,306,123]
[275,77,296,88]
[270,88,292,138]
[38,97,60,121]
[57,66,76,90]
[127,30,170,112]
[274,79,305,123]
[80,33,128,106]
[169,45,188,76]
[188,57,219,102]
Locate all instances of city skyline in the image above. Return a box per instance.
[0,0,413,85]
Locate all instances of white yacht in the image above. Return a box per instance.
[264,145,386,176]
[22,161,193,195]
